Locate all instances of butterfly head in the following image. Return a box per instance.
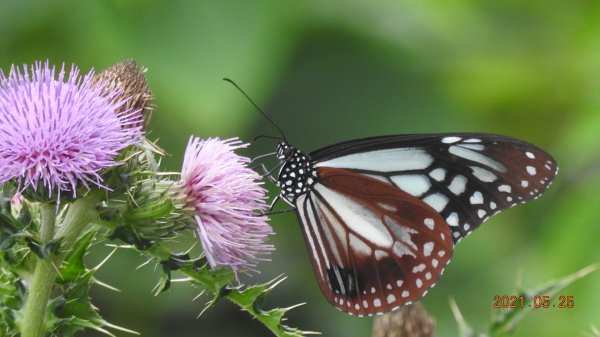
[276,142,314,202]
[275,142,294,160]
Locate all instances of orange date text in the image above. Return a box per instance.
[492,295,574,309]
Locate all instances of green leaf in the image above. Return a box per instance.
[132,242,316,337]
[122,197,174,223]
[225,276,312,337]
[181,265,313,336]
[58,230,96,283]
[49,272,137,337]
[489,265,598,337]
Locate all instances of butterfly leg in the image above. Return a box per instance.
[263,208,296,216]
[256,195,296,216]
[268,195,281,211]
[252,162,280,183]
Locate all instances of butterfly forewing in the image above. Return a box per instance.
[312,133,558,242]
[295,168,453,316]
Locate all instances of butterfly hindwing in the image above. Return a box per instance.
[312,133,558,242]
[294,167,453,316]
[275,132,558,316]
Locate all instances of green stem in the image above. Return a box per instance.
[21,257,57,337]
[54,191,101,252]
[39,204,56,242]
[20,204,57,337]
[21,193,101,337]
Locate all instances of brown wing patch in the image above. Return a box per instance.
[295,167,453,316]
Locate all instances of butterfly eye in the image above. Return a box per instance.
[276,143,293,160]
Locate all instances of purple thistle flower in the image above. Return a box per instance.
[180,136,274,276]
[0,61,143,200]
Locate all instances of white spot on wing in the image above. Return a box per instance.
[393,241,416,258]
[315,148,433,172]
[521,180,529,188]
[449,145,506,172]
[377,202,397,212]
[375,250,389,260]
[387,294,396,304]
[384,216,418,251]
[315,185,393,248]
[498,184,511,193]
[429,168,446,182]
[527,166,537,176]
[448,175,468,195]
[424,218,435,230]
[442,136,462,144]
[416,278,423,288]
[423,242,434,256]
[422,193,449,212]
[402,291,409,298]
[470,191,484,205]
[373,298,382,307]
[464,138,482,143]
[459,143,485,151]
[526,151,535,159]
[471,166,497,182]
[446,212,459,227]
[390,174,431,196]
[478,209,487,218]
[412,264,426,273]
[350,234,372,256]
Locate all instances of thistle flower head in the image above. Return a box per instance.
[179,136,273,276]
[0,61,143,200]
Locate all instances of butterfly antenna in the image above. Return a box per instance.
[253,134,284,142]
[223,78,287,142]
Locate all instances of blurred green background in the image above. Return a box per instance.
[1,1,600,336]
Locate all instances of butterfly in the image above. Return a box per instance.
[270,133,558,317]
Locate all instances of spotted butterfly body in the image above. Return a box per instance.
[275,133,558,316]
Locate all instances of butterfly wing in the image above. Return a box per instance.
[295,167,453,316]
[311,133,558,242]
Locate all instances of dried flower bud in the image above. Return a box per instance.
[94,59,155,128]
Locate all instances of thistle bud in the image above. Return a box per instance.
[93,59,155,128]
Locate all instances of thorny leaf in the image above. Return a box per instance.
[133,242,316,337]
